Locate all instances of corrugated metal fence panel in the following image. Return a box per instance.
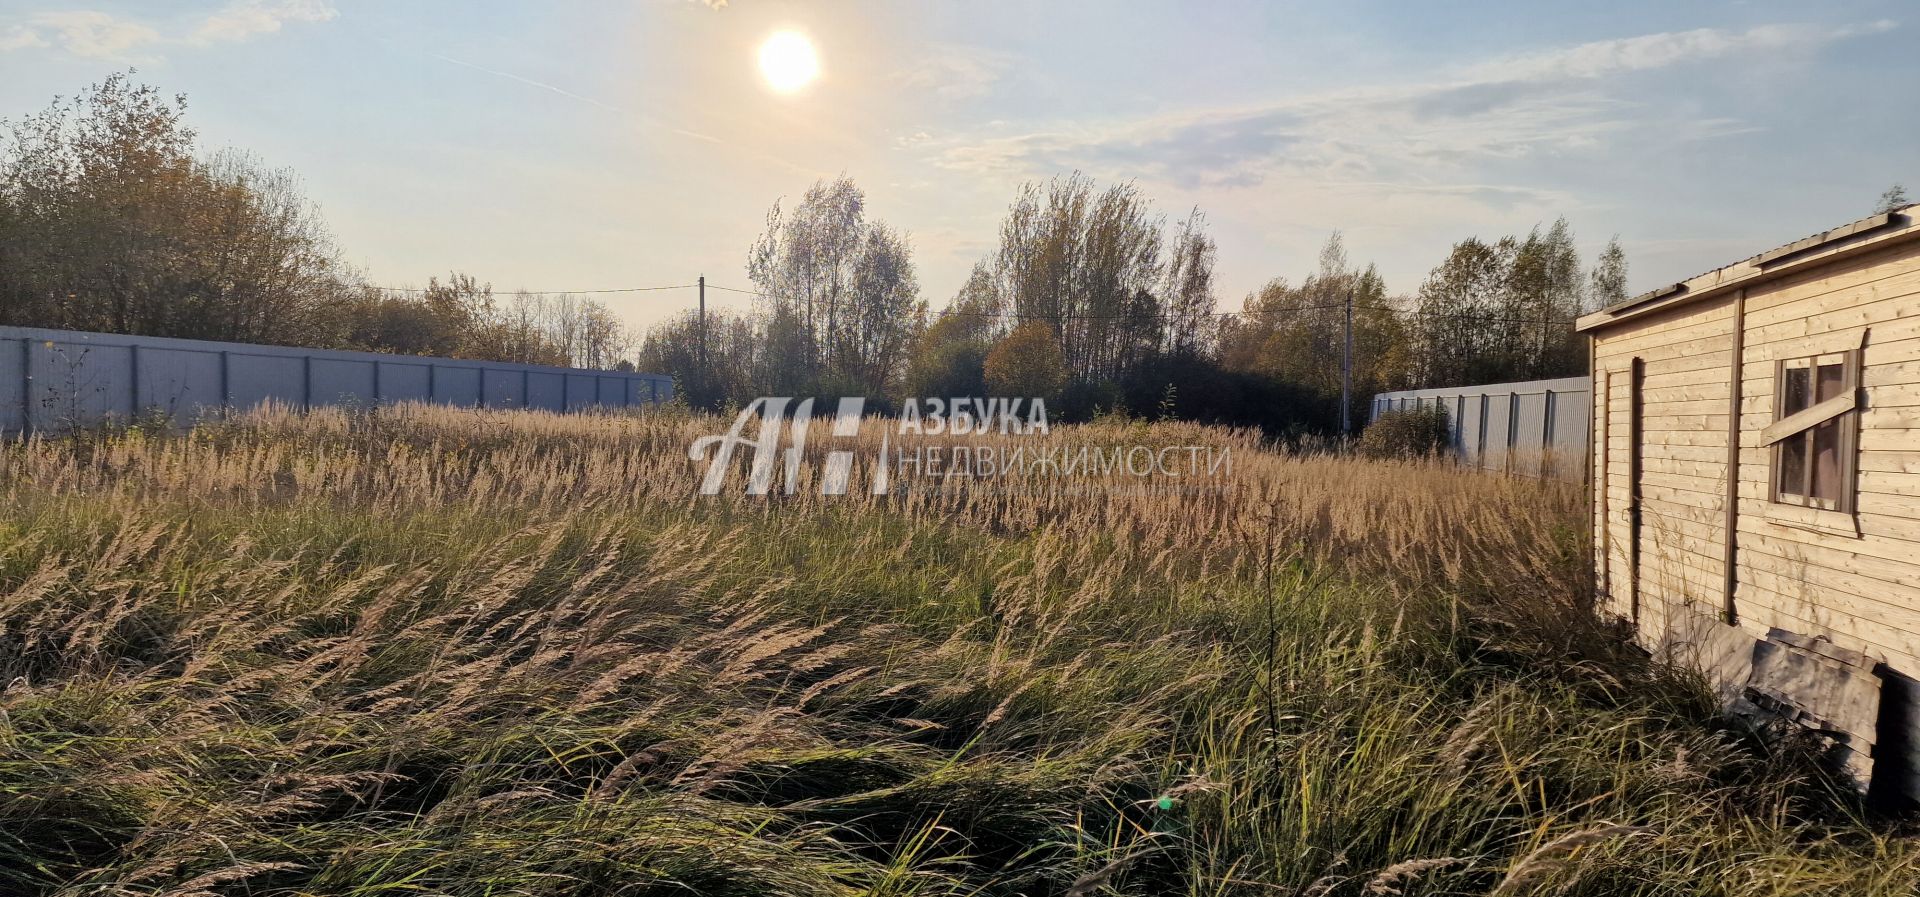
[0,326,674,435]
[1369,376,1590,480]
[0,339,22,434]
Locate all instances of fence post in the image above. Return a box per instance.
[1454,395,1466,455]
[1504,392,1519,476]
[1543,390,1557,477]
[1477,394,1489,469]
[1340,288,1353,438]
[18,337,31,437]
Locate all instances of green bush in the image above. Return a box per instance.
[1360,405,1453,459]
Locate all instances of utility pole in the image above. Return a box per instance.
[1341,287,1353,439]
[697,275,707,403]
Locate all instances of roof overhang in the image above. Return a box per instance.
[1575,207,1920,334]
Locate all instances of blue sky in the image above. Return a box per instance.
[1,0,1913,334]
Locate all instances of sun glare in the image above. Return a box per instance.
[758,30,820,94]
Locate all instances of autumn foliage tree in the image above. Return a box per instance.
[1218,233,1408,428]
[637,309,760,410]
[1407,219,1595,387]
[986,174,1220,384]
[984,321,1068,400]
[0,73,634,369]
[1590,237,1629,310]
[902,263,1000,399]
[747,176,925,398]
[0,73,356,343]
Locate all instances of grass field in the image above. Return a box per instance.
[1,404,1917,896]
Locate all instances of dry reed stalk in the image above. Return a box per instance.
[0,404,1890,897]
[1363,856,1469,895]
[1490,824,1652,896]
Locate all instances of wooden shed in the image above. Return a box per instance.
[1577,204,1920,800]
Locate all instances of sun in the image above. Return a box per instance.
[758,30,820,94]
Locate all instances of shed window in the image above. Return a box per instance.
[1764,350,1859,512]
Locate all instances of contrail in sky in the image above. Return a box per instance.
[432,53,622,112]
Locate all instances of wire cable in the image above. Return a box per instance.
[329,276,1575,326]
[363,282,697,295]
[714,282,1574,326]
[702,283,765,297]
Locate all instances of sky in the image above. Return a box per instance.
[0,0,1914,336]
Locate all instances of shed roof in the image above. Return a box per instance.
[1575,204,1920,333]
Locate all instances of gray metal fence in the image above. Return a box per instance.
[1,325,674,435]
[1370,376,1589,479]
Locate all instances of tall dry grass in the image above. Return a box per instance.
[0,403,1913,896]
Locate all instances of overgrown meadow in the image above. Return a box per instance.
[1,405,1915,896]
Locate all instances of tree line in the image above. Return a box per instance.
[5,74,1635,433]
[651,170,1628,434]
[0,75,635,370]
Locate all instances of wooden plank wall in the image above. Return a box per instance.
[1591,295,1737,642]
[1591,234,1920,801]
[1733,240,1920,673]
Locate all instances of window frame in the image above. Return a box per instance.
[1765,341,1862,519]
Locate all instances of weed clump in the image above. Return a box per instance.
[1359,405,1452,460]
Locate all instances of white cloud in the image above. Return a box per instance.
[906,19,1904,296]
[193,0,338,45]
[1459,20,1899,83]
[928,82,1626,190]
[1,1,338,59]
[922,20,1897,210]
[898,44,1012,101]
[26,11,162,59]
[0,24,46,51]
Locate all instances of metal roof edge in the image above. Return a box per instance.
[1576,205,1920,334]
[1372,375,1590,402]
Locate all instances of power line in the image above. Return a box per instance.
[363,282,698,295]
[927,309,1285,321]
[924,303,1574,327]
[355,281,1545,325]
[378,276,1574,328]
[261,275,1580,327]
[708,281,1266,321]
[1351,304,1577,326]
